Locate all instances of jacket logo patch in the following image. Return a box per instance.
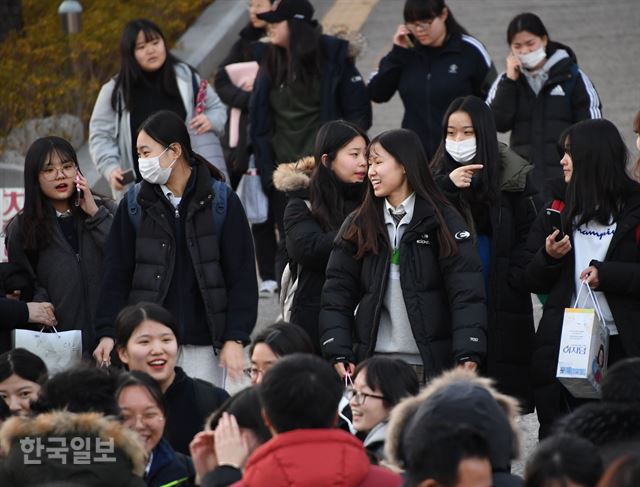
[448,64,458,74]
[550,85,566,96]
[351,75,363,83]
[470,337,479,342]
[416,233,431,245]
[455,231,471,241]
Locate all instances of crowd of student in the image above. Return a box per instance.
[1,0,639,485]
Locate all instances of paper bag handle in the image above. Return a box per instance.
[38,326,61,337]
[573,280,606,323]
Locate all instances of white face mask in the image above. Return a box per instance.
[138,146,176,185]
[445,137,477,163]
[518,46,546,69]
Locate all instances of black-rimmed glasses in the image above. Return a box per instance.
[345,387,385,405]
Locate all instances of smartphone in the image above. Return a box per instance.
[545,208,565,242]
[75,171,83,206]
[121,169,135,186]
[404,32,415,48]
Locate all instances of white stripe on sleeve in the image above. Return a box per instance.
[485,73,505,105]
[578,70,602,119]
[462,34,492,68]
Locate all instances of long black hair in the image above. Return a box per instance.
[19,136,81,251]
[560,119,639,231]
[344,129,458,259]
[403,0,468,37]
[431,96,499,216]
[263,18,323,87]
[111,19,181,112]
[138,110,225,181]
[310,120,369,231]
[207,387,271,444]
[506,12,549,45]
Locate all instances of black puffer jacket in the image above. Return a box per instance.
[319,196,487,377]
[486,42,602,197]
[274,156,364,353]
[95,162,258,348]
[214,24,266,186]
[525,190,640,437]
[435,145,540,412]
[368,34,496,159]
[250,35,372,192]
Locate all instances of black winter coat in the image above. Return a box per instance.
[274,157,364,353]
[94,163,258,348]
[214,24,265,186]
[435,145,540,411]
[6,200,115,353]
[525,190,640,437]
[368,34,496,159]
[319,196,487,378]
[164,367,229,456]
[486,42,602,197]
[250,35,372,192]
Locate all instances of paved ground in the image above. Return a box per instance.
[254,0,640,476]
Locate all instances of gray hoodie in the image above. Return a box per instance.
[88,62,227,181]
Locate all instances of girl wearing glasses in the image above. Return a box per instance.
[348,357,419,464]
[486,13,602,200]
[116,371,196,487]
[245,321,314,385]
[114,302,229,456]
[319,129,487,383]
[368,0,496,159]
[5,136,115,355]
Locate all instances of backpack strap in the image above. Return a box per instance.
[126,179,227,240]
[126,183,142,232]
[189,66,199,109]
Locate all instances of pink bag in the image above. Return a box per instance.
[224,61,260,148]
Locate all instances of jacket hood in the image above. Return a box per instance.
[241,428,371,487]
[273,156,316,193]
[0,411,146,481]
[547,40,577,64]
[498,143,533,192]
[385,369,520,473]
[323,27,367,60]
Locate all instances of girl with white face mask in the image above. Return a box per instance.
[431,95,540,413]
[93,110,258,392]
[486,12,602,201]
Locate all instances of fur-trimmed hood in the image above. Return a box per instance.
[272,156,316,194]
[0,411,146,486]
[385,369,521,474]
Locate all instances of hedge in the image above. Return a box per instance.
[0,0,214,139]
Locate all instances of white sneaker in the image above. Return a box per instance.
[259,280,279,298]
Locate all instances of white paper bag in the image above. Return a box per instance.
[12,327,82,374]
[556,283,609,399]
